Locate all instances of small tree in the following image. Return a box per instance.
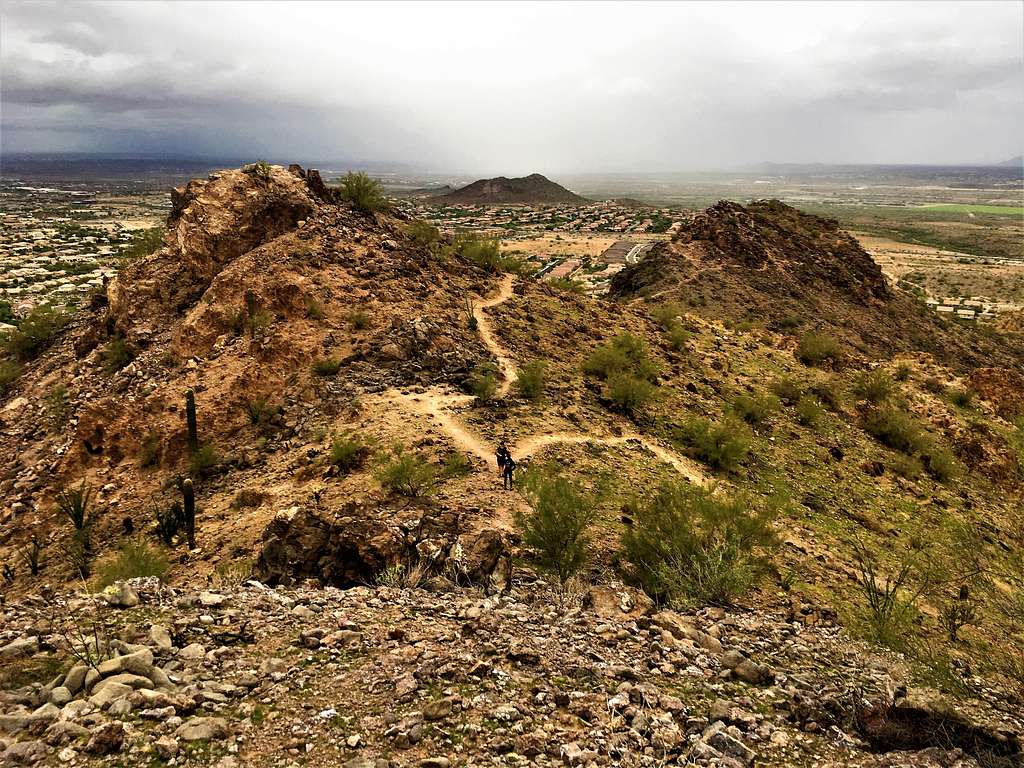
[516,468,599,587]
[339,172,389,214]
[622,481,779,606]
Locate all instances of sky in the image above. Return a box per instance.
[1,0,1022,173]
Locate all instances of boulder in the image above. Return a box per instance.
[176,716,229,742]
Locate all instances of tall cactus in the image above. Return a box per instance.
[183,477,196,549]
[245,289,257,336]
[185,389,198,453]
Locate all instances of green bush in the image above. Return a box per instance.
[243,160,273,179]
[339,171,389,214]
[729,391,779,427]
[3,305,68,361]
[674,417,750,471]
[894,362,913,382]
[852,369,895,403]
[797,332,842,368]
[313,357,342,377]
[921,445,958,482]
[189,442,219,477]
[795,396,824,427]
[329,432,372,473]
[770,377,803,406]
[808,377,843,411]
[139,431,161,468]
[851,542,922,651]
[376,448,441,497]
[650,302,685,330]
[456,235,524,274]
[442,452,473,478]
[890,454,923,480]
[244,397,279,427]
[863,406,928,455]
[304,296,325,321]
[622,481,779,606]
[664,324,692,352]
[103,336,135,372]
[0,300,14,324]
[468,362,499,403]
[606,372,659,416]
[349,311,371,330]
[407,220,442,249]
[583,333,659,382]
[0,359,21,395]
[516,467,600,585]
[947,387,973,408]
[548,277,585,294]
[95,540,168,589]
[514,360,546,402]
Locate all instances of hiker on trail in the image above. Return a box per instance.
[496,442,510,471]
[502,454,517,490]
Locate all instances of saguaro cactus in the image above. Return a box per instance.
[245,289,257,335]
[183,478,196,549]
[185,389,198,453]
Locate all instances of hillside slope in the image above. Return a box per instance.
[433,173,586,205]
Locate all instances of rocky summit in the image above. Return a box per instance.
[0,164,1022,768]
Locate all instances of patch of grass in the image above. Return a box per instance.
[514,360,546,402]
[548,277,585,294]
[852,369,895,403]
[329,432,372,473]
[95,540,168,588]
[796,332,842,368]
[516,466,601,586]
[946,387,973,408]
[57,483,93,531]
[650,302,686,330]
[920,444,958,482]
[102,336,135,372]
[894,361,913,382]
[313,357,342,377]
[664,324,692,352]
[808,376,843,411]
[119,227,164,262]
[244,396,279,427]
[349,310,371,330]
[729,390,779,428]
[339,171,389,214]
[622,481,780,606]
[672,417,751,472]
[851,541,923,652]
[139,431,161,468]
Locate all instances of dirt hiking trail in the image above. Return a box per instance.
[380,275,709,486]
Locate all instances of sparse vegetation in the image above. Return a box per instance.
[313,356,343,377]
[244,396,279,427]
[154,502,184,546]
[796,331,842,368]
[467,362,499,403]
[339,171,390,214]
[851,541,925,651]
[456,235,525,274]
[622,481,780,606]
[376,447,441,497]
[103,335,135,372]
[605,370,659,416]
[57,483,93,531]
[729,390,779,428]
[583,333,659,382]
[304,295,325,320]
[189,442,219,477]
[243,160,273,179]
[44,383,69,429]
[770,377,803,406]
[673,417,751,471]
[863,405,928,455]
[852,369,895,403]
[516,467,600,586]
[95,540,168,588]
[0,359,22,395]
[794,395,824,427]
[2,304,68,361]
[349,310,371,330]
[329,432,372,473]
[514,360,546,402]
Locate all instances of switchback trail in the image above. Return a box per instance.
[379,275,709,486]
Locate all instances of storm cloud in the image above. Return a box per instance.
[1,0,1021,171]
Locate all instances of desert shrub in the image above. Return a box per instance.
[376,448,442,497]
[674,417,751,471]
[605,371,659,416]
[442,452,473,478]
[548,277,585,294]
[794,395,824,427]
[0,359,22,395]
[244,396,279,427]
[313,357,342,377]
[514,360,546,402]
[304,296,325,321]
[57,483,93,531]
[455,235,525,274]
[923,376,946,395]
[808,377,842,410]
[467,362,499,403]
[622,481,780,606]
[851,542,924,651]
[650,302,685,330]
[102,336,135,372]
[516,467,600,586]
[583,333,659,382]
[890,454,924,480]
[921,444,958,482]
[947,387,973,408]
[863,406,928,455]
[243,160,272,179]
[375,560,428,589]
[774,313,802,332]
[45,383,69,429]
[0,301,12,324]
[120,226,164,262]
[139,431,161,468]
[329,432,372,473]
[407,220,442,249]
[852,369,895,403]
[894,362,913,382]
[3,305,68,361]
[339,171,389,214]
[154,502,184,545]
[189,442,219,477]
[349,310,371,330]
[664,324,692,352]
[95,540,168,588]
[729,391,779,427]
[249,309,273,337]
[20,537,43,576]
[770,377,803,406]
[796,332,842,368]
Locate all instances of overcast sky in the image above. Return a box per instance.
[2,1,1021,172]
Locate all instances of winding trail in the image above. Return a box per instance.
[379,276,709,486]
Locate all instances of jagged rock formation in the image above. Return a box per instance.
[433,173,586,205]
[610,199,1024,370]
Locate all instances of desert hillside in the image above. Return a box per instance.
[0,166,1022,768]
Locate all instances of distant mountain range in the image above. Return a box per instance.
[432,173,586,204]
[996,155,1023,168]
